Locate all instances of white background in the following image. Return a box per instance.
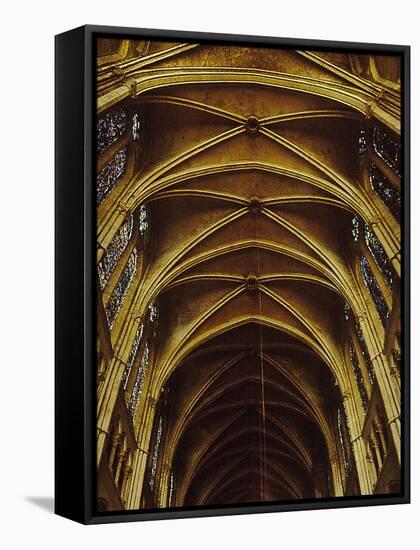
[1,1,417,548]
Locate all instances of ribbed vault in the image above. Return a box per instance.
[95,39,402,512]
[164,323,335,505]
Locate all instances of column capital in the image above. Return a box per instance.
[389,249,401,262]
[114,355,129,370]
[364,102,373,120]
[131,311,144,323]
[111,66,138,98]
[367,215,380,227]
[351,433,363,445]
[342,389,352,401]
[329,451,339,465]
[371,350,386,363]
[117,200,131,215]
[355,309,368,321]
[148,396,157,409]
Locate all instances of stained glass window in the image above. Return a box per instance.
[168,472,174,506]
[358,128,367,156]
[337,406,351,479]
[349,341,368,412]
[344,300,375,385]
[105,249,137,330]
[360,256,389,327]
[355,322,375,384]
[132,113,141,141]
[122,322,144,390]
[344,301,351,321]
[148,301,159,325]
[150,416,163,490]
[369,164,401,223]
[129,343,149,417]
[139,204,149,239]
[373,126,401,176]
[352,215,360,243]
[97,108,126,154]
[98,215,133,290]
[97,147,128,205]
[364,225,394,289]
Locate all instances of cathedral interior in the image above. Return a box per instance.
[95,38,402,512]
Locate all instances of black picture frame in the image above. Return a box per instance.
[55,24,410,525]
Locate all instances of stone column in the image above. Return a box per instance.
[329,451,344,497]
[158,461,170,507]
[342,391,372,495]
[126,395,157,509]
[371,352,401,462]
[97,357,127,465]
[357,313,401,462]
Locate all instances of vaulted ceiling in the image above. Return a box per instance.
[97,39,401,506]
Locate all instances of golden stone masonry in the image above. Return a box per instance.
[95,38,402,512]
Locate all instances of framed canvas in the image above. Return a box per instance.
[55,25,410,525]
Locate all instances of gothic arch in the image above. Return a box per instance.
[95,38,402,511]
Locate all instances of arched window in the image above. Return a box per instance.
[364,224,394,289]
[358,128,367,156]
[122,322,144,390]
[369,164,401,222]
[150,416,163,490]
[351,215,360,243]
[132,113,141,141]
[98,214,133,290]
[97,147,128,205]
[129,342,149,417]
[138,204,150,246]
[337,406,351,480]
[355,322,375,384]
[148,301,158,325]
[344,301,351,320]
[360,256,389,327]
[168,472,174,506]
[349,341,368,412]
[147,300,159,338]
[373,126,401,176]
[344,300,375,385]
[97,108,126,154]
[105,249,137,329]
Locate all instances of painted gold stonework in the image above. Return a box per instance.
[95,38,402,512]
